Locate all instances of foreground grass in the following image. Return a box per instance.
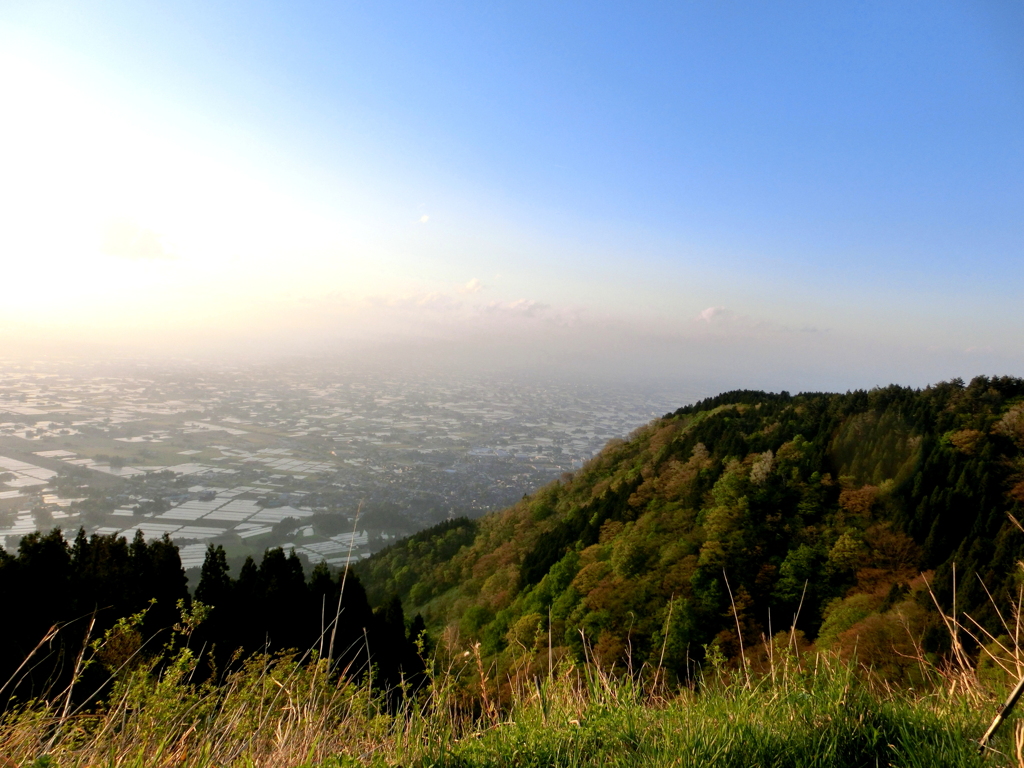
[414,676,993,768]
[0,645,1015,768]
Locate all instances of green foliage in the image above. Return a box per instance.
[358,376,1024,684]
[421,669,993,768]
[357,517,478,609]
[817,593,878,648]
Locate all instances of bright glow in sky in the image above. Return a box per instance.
[1,2,1022,391]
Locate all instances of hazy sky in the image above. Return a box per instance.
[1,2,1022,392]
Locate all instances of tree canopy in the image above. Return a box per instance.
[357,376,1024,688]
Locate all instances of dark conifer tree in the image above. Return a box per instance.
[307,561,337,654]
[369,595,408,693]
[71,532,132,622]
[232,555,262,653]
[143,534,189,635]
[257,548,309,652]
[193,544,233,670]
[195,544,231,607]
[332,569,374,676]
[408,613,429,655]
[17,529,72,655]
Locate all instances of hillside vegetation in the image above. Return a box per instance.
[7,375,1024,766]
[0,646,1001,767]
[359,376,1024,689]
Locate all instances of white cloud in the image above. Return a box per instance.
[486,298,550,318]
[693,306,767,333]
[697,306,727,323]
[457,278,483,294]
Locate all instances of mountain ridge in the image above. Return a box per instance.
[358,375,1024,685]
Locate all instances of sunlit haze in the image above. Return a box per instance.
[2,2,1022,392]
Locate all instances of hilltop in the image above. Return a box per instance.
[359,376,1024,685]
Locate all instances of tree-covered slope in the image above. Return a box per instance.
[0,532,424,706]
[358,376,1024,684]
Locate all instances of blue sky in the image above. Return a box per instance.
[1,1,1022,392]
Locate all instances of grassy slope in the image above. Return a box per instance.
[0,644,1010,767]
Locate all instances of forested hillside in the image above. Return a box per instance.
[359,376,1024,686]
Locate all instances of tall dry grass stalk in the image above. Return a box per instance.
[0,626,1012,768]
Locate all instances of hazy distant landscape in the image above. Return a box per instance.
[1,0,1022,764]
[0,359,686,574]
